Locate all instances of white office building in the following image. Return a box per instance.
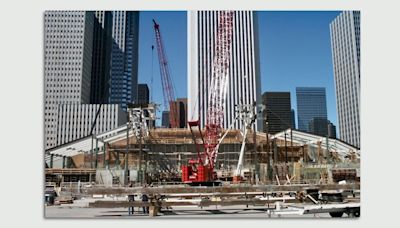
[55,104,126,146]
[330,11,361,148]
[188,11,262,131]
[44,11,95,149]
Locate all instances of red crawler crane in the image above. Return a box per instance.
[182,11,234,185]
[153,19,178,128]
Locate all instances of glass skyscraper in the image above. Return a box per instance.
[262,92,294,134]
[296,87,328,132]
[109,11,139,111]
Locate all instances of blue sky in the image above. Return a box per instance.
[258,11,340,127]
[137,11,341,127]
[137,11,187,123]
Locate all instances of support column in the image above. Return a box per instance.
[50,154,54,168]
[95,139,99,169]
[266,122,272,182]
[326,135,330,161]
[116,150,120,169]
[91,135,94,168]
[125,119,130,186]
[138,112,143,184]
[284,132,288,163]
[104,143,109,169]
[62,156,66,169]
[290,129,294,165]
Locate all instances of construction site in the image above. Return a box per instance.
[44,12,360,218]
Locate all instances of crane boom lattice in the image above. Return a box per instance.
[205,11,234,170]
[153,19,178,128]
[183,11,234,184]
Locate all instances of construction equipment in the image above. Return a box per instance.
[153,19,178,128]
[182,11,234,184]
[233,103,261,182]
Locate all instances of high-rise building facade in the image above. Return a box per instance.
[162,111,170,128]
[291,109,296,129]
[55,104,126,145]
[328,122,337,139]
[137,84,150,105]
[90,11,113,104]
[262,92,293,134]
[296,87,328,132]
[188,11,262,131]
[109,11,140,111]
[174,98,188,128]
[308,117,329,137]
[330,11,360,148]
[44,11,95,149]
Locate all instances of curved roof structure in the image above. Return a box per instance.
[270,129,360,160]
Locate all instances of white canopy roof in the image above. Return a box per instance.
[270,129,360,160]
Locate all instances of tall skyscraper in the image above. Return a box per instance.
[188,11,262,131]
[109,11,140,111]
[137,84,150,105]
[44,11,95,149]
[90,11,113,104]
[262,92,293,134]
[330,11,360,148]
[296,87,328,132]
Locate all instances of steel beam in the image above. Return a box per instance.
[85,183,360,195]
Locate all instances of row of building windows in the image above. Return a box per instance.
[45,42,83,47]
[45,34,83,40]
[45,23,84,28]
[45,12,85,16]
[45,51,83,56]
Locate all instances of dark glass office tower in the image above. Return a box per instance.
[90,11,113,104]
[137,84,150,105]
[262,92,293,134]
[109,11,140,111]
[296,87,328,133]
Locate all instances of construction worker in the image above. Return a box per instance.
[141,193,149,214]
[128,194,135,215]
